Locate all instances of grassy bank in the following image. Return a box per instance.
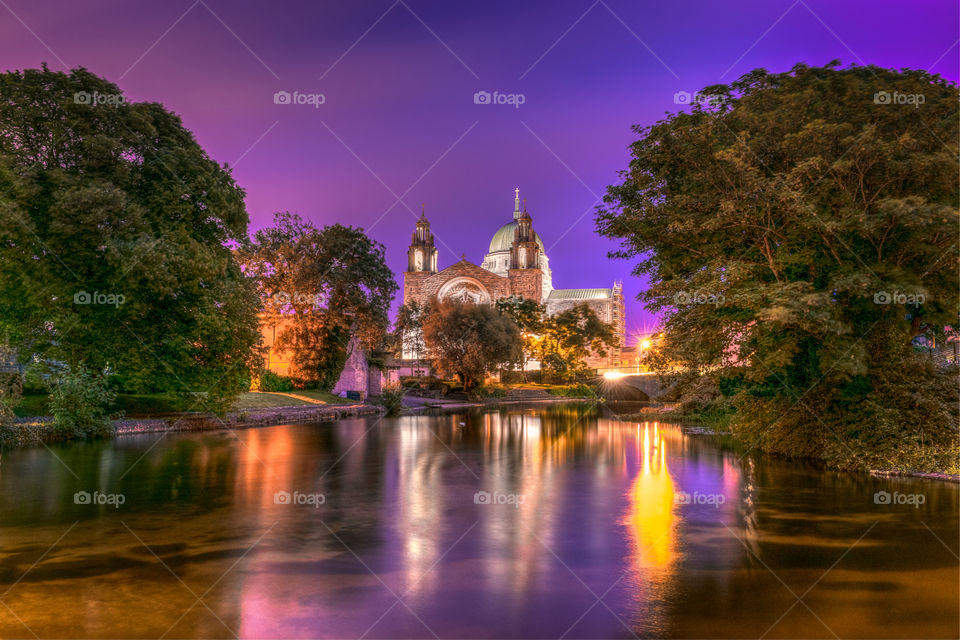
[13,390,349,417]
[623,396,958,476]
[466,383,600,399]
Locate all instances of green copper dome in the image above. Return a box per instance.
[488,221,545,253]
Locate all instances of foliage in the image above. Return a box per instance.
[534,304,618,378]
[495,296,545,372]
[597,62,959,471]
[373,384,406,415]
[258,370,295,392]
[399,375,450,393]
[422,300,522,389]
[473,384,508,398]
[546,383,599,399]
[241,212,396,390]
[392,301,429,364]
[0,66,263,408]
[46,364,118,441]
[0,344,21,426]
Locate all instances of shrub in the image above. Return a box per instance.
[259,370,296,392]
[46,365,118,441]
[399,376,449,391]
[547,383,599,399]
[373,384,406,416]
[0,371,22,423]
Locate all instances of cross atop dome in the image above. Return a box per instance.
[514,187,521,219]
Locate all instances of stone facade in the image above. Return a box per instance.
[506,268,542,302]
[401,192,626,369]
[331,337,381,399]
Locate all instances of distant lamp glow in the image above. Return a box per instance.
[640,339,651,350]
[603,371,626,380]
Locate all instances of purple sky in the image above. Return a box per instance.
[2,0,957,342]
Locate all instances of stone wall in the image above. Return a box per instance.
[404,260,552,308]
[545,298,612,322]
[507,268,543,303]
[416,260,512,303]
[403,271,434,305]
[332,338,368,398]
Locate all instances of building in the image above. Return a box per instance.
[403,189,625,368]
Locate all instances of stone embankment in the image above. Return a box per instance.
[114,403,384,435]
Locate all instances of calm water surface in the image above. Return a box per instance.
[0,404,957,638]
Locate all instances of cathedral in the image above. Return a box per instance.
[403,189,625,368]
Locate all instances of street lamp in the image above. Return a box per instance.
[638,338,651,373]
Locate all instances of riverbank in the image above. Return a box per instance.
[113,403,384,435]
[401,394,596,413]
[616,407,960,483]
[2,394,600,448]
[3,403,384,447]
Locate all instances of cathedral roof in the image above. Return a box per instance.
[546,288,613,300]
[488,221,545,253]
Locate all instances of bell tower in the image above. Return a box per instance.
[403,206,438,305]
[510,200,540,269]
[508,199,543,302]
[407,206,438,273]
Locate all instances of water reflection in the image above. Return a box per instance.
[0,405,956,638]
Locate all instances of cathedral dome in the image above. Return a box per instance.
[488,221,545,253]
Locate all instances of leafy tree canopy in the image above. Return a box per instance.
[392,300,429,365]
[241,212,397,389]
[597,62,959,469]
[0,66,261,407]
[535,304,617,378]
[422,300,521,389]
[495,296,544,372]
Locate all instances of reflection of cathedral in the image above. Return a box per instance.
[403,190,625,367]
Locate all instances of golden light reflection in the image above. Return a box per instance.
[626,423,677,571]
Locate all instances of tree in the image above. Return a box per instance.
[46,364,117,441]
[535,304,617,378]
[0,66,262,410]
[596,62,959,469]
[422,301,521,389]
[241,212,397,389]
[393,301,429,375]
[495,296,544,374]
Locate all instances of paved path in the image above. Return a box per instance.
[256,391,327,405]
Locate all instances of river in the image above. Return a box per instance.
[0,404,956,638]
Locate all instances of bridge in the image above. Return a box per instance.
[594,372,668,401]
